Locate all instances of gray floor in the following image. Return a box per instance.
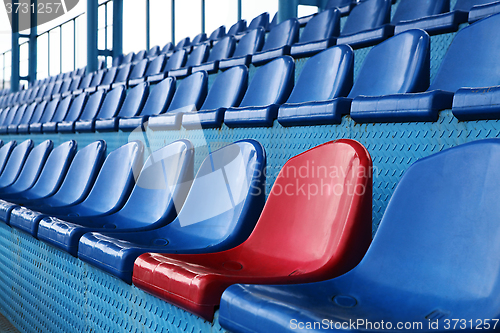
[0,312,19,333]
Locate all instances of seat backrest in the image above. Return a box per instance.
[228,19,247,36]
[132,50,146,63]
[24,140,77,203]
[36,98,59,124]
[191,33,207,45]
[286,45,353,104]
[100,67,118,86]
[121,52,135,65]
[144,55,166,77]
[78,90,106,121]
[341,0,391,36]
[27,100,48,124]
[139,77,175,116]
[112,54,123,67]
[58,79,72,95]
[248,12,269,31]
[112,139,195,228]
[75,141,144,216]
[392,0,449,24]
[239,56,294,108]
[95,85,126,120]
[232,28,265,58]
[0,108,9,126]
[242,139,372,266]
[6,140,53,194]
[167,140,266,248]
[454,0,498,11]
[166,71,208,113]
[161,42,174,54]
[129,59,148,80]
[89,70,105,88]
[147,45,160,58]
[2,105,20,126]
[63,93,88,122]
[185,44,210,67]
[116,82,149,118]
[0,141,16,176]
[164,49,188,71]
[11,104,31,126]
[51,81,63,95]
[200,65,248,111]
[299,8,341,43]
[43,83,55,97]
[429,13,500,92]
[351,139,500,304]
[68,76,82,91]
[348,29,430,98]
[47,140,106,207]
[206,36,236,63]
[209,25,226,41]
[114,64,132,83]
[0,140,33,188]
[261,18,299,52]
[78,72,94,90]
[325,0,353,9]
[51,95,73,123]
[175,37,190,50]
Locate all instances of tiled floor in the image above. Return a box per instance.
[0,312,18,333]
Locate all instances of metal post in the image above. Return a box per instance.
[237,0,241,21]
[201,0,205,34]
[87,0,98,74]
[171,0,175,44]
[278,0,298,23]
[146,0,150,50]
[11,0,20,91]
[28,0,37,84]
[112,0,123,61]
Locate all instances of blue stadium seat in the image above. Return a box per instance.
[0,140,33,194]
[247,12,269,32]
[191,36,236,74]
[29,98,63,133]
[129,55,165,86]
[7,103,37,134]
[96,82,149,132]
[9,140,106,237]
[45,81,62,100]
[148,71,208,130]
[160,42,174,55]
[290,8,341,58]
[224,56,294,127]
[353,15,500,122]
[108,64,132,89]
[132,50,146,63]
[0,105,23,133]
[72,72,95,95]
[206,25,226,46]
[0,141,16,176]
[20,98,58,133]
[183,65,248,129]
[116,59,147,87]
[75,85,125,132]
[147,49,187,84]
[219,139,500,333]
[175,37,190,51]
[227,19,247,36]
[278,45,354,126]
[219,28,265,69]
[84,70,107,93]
[96,67,118,91]
[119,77,175,131]
[337,0,393,49]
[113,51,134,67]
[0,140,53,198]
[146,45,160,58]
[189,32,207,48]
[78,139,264,284]
[168,44,209,78]
[41,95,75,133]
[35,83,54,102]
[252,18,299,66]
[58,90,104,133]
[62,140,193,266]
[52,79,71,99]
[468,0,500,22]
[392,0,450,35]
[325,0,356,15]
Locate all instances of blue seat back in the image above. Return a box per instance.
[325,0,352,9]
[165,140,266,248]
[209,25,226,41]
[76,141,144,216]
[58,79,72,95]
[200,66,248,111]
[454,0,497,11]
[191,33,207,45]
[299,8,341,43]
[206,36,236,62]
[0,108,9,125]
[27,140,77,199]
[116,82,149,118]
[100,67,118,86]
[10,104,29,126]
[51,95,73,123]
[144,55,165,76]
[89,70,105,88]
[78,90,106,121]
[248,12,269,31]
[348,29,430,98]
[185,44,210,67]
[164,50,187,71]
[0,141,16,176]
[37,98,59,123]
[286,45,353,104]
[261,18,299,52]
[341,0,391,35]
[139,77,175,116]
[0,140,33,188]
[18,102,42,125]
[129,59,148,80]
[147,45,159,58]
[132,50,146,63]
[51,81,62,95]
[43,83,55,97]
[161,42,174,54]
[112,140,195,228]
[228,19,247,35]
[429,13,500,92]
[78,73,94,90]
[48,141,106,207]
[68,77,81,91]
[27,100,48,124]
[239,56,294,108]
[392,0,449,24]
[114,64,132,83]
[6,140,53,193]
[232,28,265,58]
[121,52,135,65]
[175,37,190,50]
[166,71,208,113]
[1,105,19,126]
[64,93,88,122]
[95,86,126,120]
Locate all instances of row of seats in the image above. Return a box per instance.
[1,137,498,329]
